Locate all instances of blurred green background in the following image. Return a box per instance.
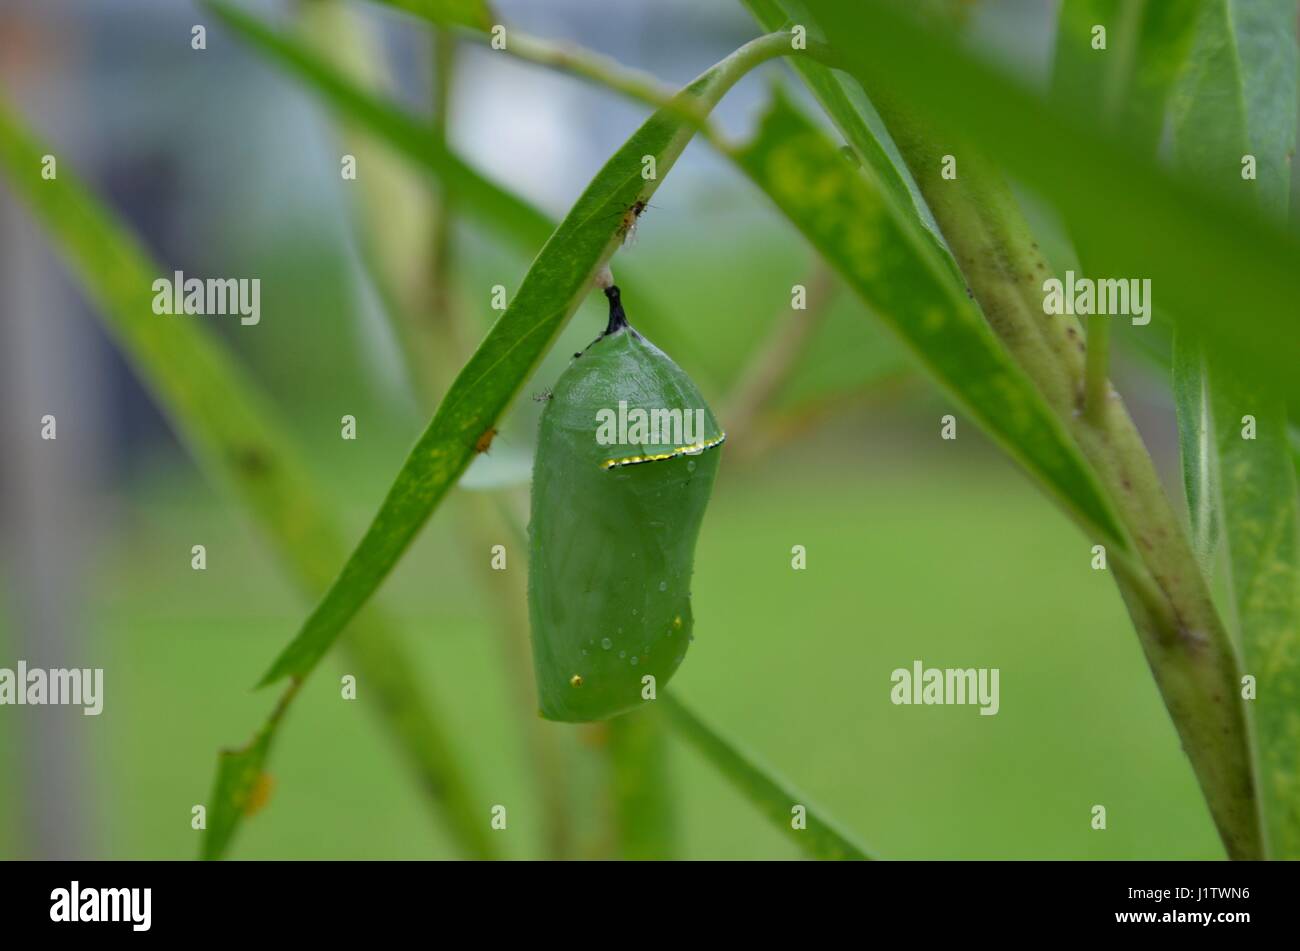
[0,0,1225,859]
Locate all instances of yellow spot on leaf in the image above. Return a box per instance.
[243,772,274,817]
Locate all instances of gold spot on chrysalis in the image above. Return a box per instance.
[570,675,583,688]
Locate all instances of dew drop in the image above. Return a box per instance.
[658,581,667,592]
[619,650,626,659]
[601,637,612,650]
[686,460,696,472]
[630,656,639,666]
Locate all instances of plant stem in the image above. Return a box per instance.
[456,24,830,149]
[605,706,677,859]
[868,100,1260,859]
[723,262,837,444]
[501,30,678,110]
[428,26,459,348]
[662,692,872,860]
[1083,315,1110,424]
[731,372,917,469]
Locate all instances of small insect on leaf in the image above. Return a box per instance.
[533,388,553,403]
[608,198,652,245]
[528,285,724,722]
[475,427,498,453]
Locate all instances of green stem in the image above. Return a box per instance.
[662,693,872,860]
[502,30,678,110]
[867,100,1260,859]
[1083,315,1110,424]
[1102,0,1146,121]
[723,261,838,443]
[458,25,832,149]
[428,26,459,351]
[606,706,677,859]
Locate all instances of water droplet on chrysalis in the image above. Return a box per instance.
[601,637,612,650]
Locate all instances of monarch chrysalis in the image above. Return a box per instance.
[528,285,724,722]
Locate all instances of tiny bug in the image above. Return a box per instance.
[606,198,653,245]
[533,387,553,403]
[474,427,498,453]
[619,199,648,240]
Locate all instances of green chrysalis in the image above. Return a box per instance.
[528,285,724,722]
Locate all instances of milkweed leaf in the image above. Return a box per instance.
[1168,0,1300,859]
[730,92,1127,550]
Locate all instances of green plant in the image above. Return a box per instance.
[2,0,1294,860]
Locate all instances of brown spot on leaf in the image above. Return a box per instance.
[234,446,271,476]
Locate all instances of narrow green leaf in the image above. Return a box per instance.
[662,693,872,860]
[740,0,949,258]
[1051,0,1202,153]
[1172,328,1220,566]
[202,682,299,861]
[1169,0,1300,858]
[257,33,799,686]
[377,0,495,32]
[0,98,494,861]
[729,91,1127,550]
[207,0,552,250]
[1171,0,1298,210]
[807,0,1300,409]
[1211,376,1300,858]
